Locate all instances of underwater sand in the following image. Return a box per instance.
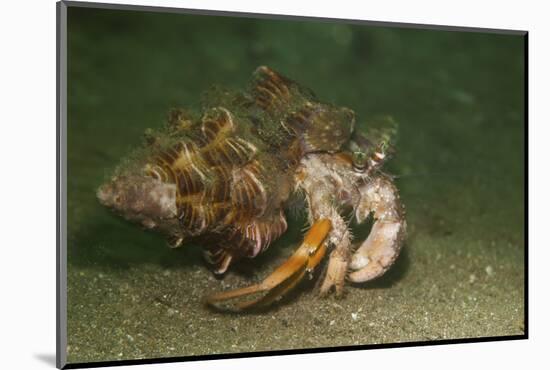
[65,7,525,364]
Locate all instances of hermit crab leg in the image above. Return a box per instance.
[206,219,331,311]
[348,175,406,282]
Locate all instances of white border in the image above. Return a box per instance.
[2,0,546,369]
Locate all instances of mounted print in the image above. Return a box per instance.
[57,1,527,368]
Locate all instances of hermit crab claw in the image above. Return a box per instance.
[205,219,331,311]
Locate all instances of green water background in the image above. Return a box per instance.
[66,6,525,364]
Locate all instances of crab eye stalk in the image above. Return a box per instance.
[352,150,368,172]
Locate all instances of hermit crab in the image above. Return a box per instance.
[97,66,406,311]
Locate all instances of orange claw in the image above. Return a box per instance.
[205,219,332,311]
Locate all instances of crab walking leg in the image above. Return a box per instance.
[298,155,355,296]
[302,180,351,296]
[348,175,406,283]
[319,226,351,296]
[237,239,327,310]
[205,219,331,310]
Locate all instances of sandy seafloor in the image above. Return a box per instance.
[65,7,525,365]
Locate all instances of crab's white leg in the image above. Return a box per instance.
[319,229,351,296]
[348,175,406,282]
[298,155,354,295]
